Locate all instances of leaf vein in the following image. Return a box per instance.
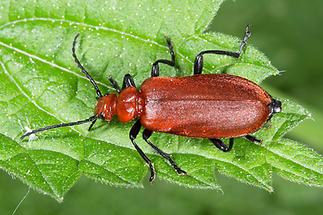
[266,145,323,175]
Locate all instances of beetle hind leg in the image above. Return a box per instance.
[210,138,234,152]
[151,37,176,77]
[143,129,187,175]
[194,25,252,75]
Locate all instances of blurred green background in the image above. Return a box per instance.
[1,0,322,214]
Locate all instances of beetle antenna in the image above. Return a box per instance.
[72,34,103,98]
[20,115,97,140]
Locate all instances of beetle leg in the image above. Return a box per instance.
[108,76,121,93]
[210,138,234,152]
[244,135,262,144]
[129,120,156,182]
[194,25,252,75]
[151,37,176,77]
[142,129,187,175]
[122,74,136,89]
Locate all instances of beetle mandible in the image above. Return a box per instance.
[21,26,282,181]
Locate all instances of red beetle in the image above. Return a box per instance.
[21,26,282,181]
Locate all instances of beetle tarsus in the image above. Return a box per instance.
[148,163,156,182]
[130,120,156,181]
[175,167,187,175]
[244,135,261,144]
[239,24,252,54]
[143,129,187,175]
[210,138,234,152]
[151,37,176,77]
[193,25,252,75]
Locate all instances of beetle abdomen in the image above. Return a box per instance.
[140,74,272,138]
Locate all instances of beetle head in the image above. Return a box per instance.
[95,94,117,121]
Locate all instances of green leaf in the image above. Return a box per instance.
[0,0,322,201]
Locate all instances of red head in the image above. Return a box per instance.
[95,94,117,121]
[95,87,144,123]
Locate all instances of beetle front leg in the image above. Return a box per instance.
[108,76,121,93]
[108,74,136,91]
[143,129,187,175]
[151,37,176,77]
[210,138,234,152]
[122,74,136,89]
[194,25,252,75]
[130,120,156,182]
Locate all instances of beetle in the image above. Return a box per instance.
[21,26,282,181]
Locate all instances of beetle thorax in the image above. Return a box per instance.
[116,87,144,122]
[95,87,144,123]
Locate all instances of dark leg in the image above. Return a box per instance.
[210,138,234,152]
[108,76,121,93]
[151,37,176,77]
[244,135,261,143]
[194,25,252,75]
[72,34,103,98]
[122,74,136,89]
[108,74,136,92]
[142,129,187,175]
[129,120,156,182]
